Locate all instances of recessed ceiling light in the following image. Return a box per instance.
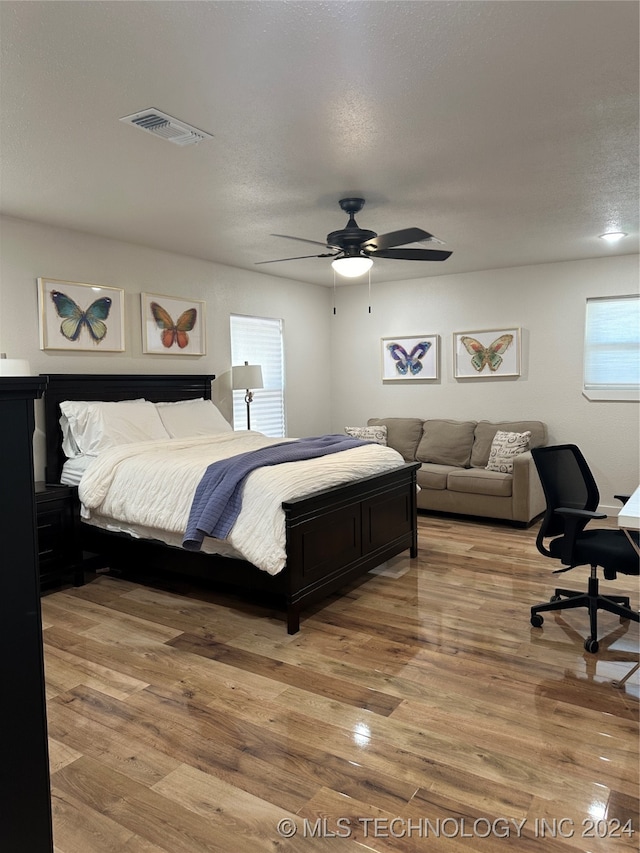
[599,231,627,243]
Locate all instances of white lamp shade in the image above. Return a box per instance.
[232,363,263,390]
[331,255,374,278]
[0,358,32,376]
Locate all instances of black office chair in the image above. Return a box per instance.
[530,444,639,653]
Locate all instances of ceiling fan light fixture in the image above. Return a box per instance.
[331,255,374,278]
[599,231,627,243]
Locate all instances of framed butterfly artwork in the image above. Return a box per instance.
[38,278,125,352]
[141,292,206,356]
[381,334,439,380]
[453,327,521,378]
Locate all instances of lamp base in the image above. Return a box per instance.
[245,391,253,430]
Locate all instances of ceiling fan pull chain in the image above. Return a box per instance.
[368,268,372,314]
[333,268,337,315]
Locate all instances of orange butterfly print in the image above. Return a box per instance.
[150,302,197,349]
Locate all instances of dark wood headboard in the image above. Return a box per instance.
[42,373,216,484]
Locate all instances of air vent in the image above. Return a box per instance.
[120,109,213,146]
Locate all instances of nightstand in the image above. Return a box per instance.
[34,482,82,588]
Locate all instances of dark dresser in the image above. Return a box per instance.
[0,376,54,852]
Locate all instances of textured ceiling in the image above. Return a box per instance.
[1,1,638,287]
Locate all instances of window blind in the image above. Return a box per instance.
[230,314,286,436]
[583,295,640,401]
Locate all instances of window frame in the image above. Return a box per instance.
[583,294,640,402]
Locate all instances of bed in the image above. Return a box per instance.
[42,373,419,633]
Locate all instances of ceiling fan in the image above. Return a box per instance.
[256,197,452,277]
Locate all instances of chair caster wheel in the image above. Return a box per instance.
[531,614,544,628]
[584,637,599,654]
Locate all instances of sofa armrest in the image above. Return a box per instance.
[511,451,546,523]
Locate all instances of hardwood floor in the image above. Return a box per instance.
[42,513,639,852]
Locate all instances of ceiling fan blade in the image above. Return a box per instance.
[370,248,452,261]
[361,227,434,252]
[271,233,330,249]
[255,252,338,265]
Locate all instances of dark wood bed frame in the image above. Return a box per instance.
[42,373,419,633]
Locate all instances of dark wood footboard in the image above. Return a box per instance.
[282,462,419,632]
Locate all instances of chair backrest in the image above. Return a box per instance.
[531,444,600,542]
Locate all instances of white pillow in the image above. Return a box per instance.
[60,398,146,458]
[155,399,232,438]
[60,412,82,458]
[486,430,531,473]
[345,425,388,445]
[59,399,170,457]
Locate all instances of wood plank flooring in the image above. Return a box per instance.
[42,513,639,852]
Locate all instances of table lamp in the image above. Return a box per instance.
[0,354,32,375]
[232,361,263,430]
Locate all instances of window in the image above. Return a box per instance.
[230,313,286,436]
[583,295,640,401]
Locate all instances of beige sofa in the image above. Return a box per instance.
[368,417,548,525]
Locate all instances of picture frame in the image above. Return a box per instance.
[38,277,125,352]
[381,334,439,380]
[141,292,206,356]
[453,327,521,378]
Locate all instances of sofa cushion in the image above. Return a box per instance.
[416,419,476,467]
[447,467,513,498]
[416,463,457,490]
[367,417,424,462]
[471,420,547,468]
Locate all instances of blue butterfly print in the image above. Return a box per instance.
[387,341,431,375]
[50,290,112,343]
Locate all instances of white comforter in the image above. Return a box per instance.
[77,432,405,575]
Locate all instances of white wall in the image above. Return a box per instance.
[0,216,333,477]
[329,255,640,511]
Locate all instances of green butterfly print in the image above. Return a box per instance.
[460,334,513,372]
[50,290,112,343]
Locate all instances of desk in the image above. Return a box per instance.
[618,485,640,555]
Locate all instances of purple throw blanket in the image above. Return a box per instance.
[182,434,367,551]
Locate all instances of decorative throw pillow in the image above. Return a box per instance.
[345,425,388,445]
[486,430,531,473]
